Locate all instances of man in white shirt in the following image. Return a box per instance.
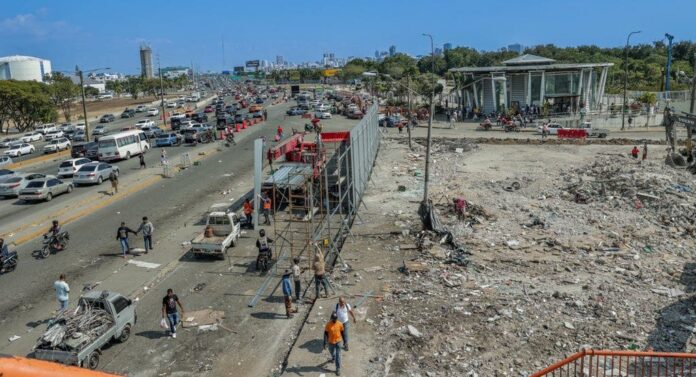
[54,274,70,312]
[335,296,356,351]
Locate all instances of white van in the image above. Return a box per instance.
[97,130,150,161]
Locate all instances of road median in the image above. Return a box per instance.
[7,150,70,170]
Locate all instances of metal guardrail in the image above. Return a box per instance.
[532,349,696,377]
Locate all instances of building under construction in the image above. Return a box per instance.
[139,44,153,79]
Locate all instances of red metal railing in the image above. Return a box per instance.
[532,349,696,377]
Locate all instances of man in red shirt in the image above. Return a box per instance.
[323,312,344,375]
[243,198,253,228]
[631,146,640,159]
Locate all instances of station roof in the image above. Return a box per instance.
[449,62,613,74]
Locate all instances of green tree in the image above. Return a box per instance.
[106,80,124,95]
[124,77,142,99]
[44,72,79,121]
[0,80,56,132]
[84,87,100,97]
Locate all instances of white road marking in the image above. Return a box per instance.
[128,260,161,269]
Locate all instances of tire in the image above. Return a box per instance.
[97,176,103,184]
[66,185,73,193]
[40,245,50,258]
[45,193,53,202]
[118,324,131,343]
[126,151,131,159]
[86,351,100,370]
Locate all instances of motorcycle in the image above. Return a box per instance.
[41,231,70,258]
[256,249,272,272]
[1,251,18,273]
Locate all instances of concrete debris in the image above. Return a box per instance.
[406,325,422,338]
[9,335,20,342]
[35,305,113,351]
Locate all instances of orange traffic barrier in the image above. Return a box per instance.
[532,349,696,376]
[0,355,122,376]
[235,124,241,132]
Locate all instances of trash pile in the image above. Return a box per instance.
[35,304,113,351]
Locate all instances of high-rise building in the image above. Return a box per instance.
[507,43,523,53]
[443,43,452,51]
[276,55,284,66]
[434,47,443,56]
[0,55,52,82]
[139,44,153,78]
[389,45,396,57]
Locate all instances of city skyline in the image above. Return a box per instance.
[1,0,696,74]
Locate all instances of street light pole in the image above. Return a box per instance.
[622,30,641,131]
[158,55,167,129]
[422,33,435,207]
[76,66,90,141]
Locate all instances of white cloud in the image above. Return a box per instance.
[0,10,78,39]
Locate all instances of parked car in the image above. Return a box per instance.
[57,158,92,178]
[20,132,43,143]
[255,98,264,104]
[44,138,71,153]
[135,105,147,112]
[120,109,136,118]
[73,130,87,142]
[71,142,99,160]
[135,119,155,129]
[536,123,565,135]
[155,132,182,147]
[92,124,107,135]
[58,123,74,132]
[0,169,16,182]
[0,173,50,198]
[347,110,364,119]
[4,143,35,157]
[73,162,119,186]
[63,129,76,140]
[314,111,332,119]
[286,107,306,116]
[36,123,57,135]
[18,177,73,202]
[315,103,330,112]
[0,155,12,167]
[99,114,116,123]
[192,113,208,123]
[44,130,65,141]
[141,126,163,139]
[0,138,18,148]
[147,108,160,116]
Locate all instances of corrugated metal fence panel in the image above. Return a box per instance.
[349,103,380,207]
[482,79,495,113]
[510,74,526,106]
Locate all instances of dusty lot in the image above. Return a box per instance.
[342,135,696,376]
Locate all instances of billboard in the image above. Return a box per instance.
[234,66,244,74]
[322,69,340,77]
[245,60,260,68]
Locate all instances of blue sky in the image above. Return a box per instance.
[1,0,695,74]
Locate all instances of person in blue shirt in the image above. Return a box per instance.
[282,270,296,319]
[54,274,70,312]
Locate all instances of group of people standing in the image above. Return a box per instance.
[116,217,155,257]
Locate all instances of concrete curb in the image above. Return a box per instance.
[7,150,70,170]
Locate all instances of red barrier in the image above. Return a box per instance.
[242,120,248,129]
[235,124,241,132]
[557,129,588,139]
[320,131,350,143]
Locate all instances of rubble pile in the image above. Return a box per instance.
[357,139,696,376]
[35,304,113,351]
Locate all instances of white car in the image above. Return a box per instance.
[0,173,50,198]
[135,105,147,112]
[536,123,565,135]
[4,143,35,157]
[0,138,18,148]
[0,155,12,167]
[58,123,74,132]
[315,103,330,112]
[36,123,57,135]
[92,124,107,135]
[98,93,114,100]
[43,138,71,153]
[314,111,332,119]
[44,130,65,141]
[136,119,155,129]
[166,102,176,108]
[75,122,86,131]
[57,158,92,178]
[20,132,43,143]
[147,108,160,116]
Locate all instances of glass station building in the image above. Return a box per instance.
[449,54,613,114]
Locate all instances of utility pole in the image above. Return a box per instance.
[665,33,675,98]
[407,75,412,150]
[157,55,167,129]
[422,33,435,208]
[622,31,641,130]
[75,66,90,142]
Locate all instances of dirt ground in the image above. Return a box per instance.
[300,135,696,376]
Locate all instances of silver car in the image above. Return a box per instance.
[0,155,12,167]
[18,177,73,202]
[0,173,51,198]
[73,162,119,185]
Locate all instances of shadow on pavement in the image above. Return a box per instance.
[297,338,324,354]
[647,262,696,351]
[250,312,282,320]
[284,363,329,374]
[136,330,169,340]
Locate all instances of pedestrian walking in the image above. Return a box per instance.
[263,109,268,121]
[282,270,296,318]
[642,142,648,161]
[261,192,272,225]
[137,216,155,253]
[161,288,184,338]
[323,312,344,376]
[335,297,357,351]
[160,149,167,165]
[628,115,633,128]
[313,253,329,299]
[541,123,549,140]
[397,122,403,134]
[54,274,70,312]
[116,221,137,257]
[139,153,146,169]
[109,170,119,195]
[292,257,302,302]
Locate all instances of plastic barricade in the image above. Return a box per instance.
[235,124,241,132]
[557,129,588,139]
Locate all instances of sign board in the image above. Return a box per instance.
[322,69,340,77]
[676,113,696,128]
[234,66,244,74]
[245,60,260,68]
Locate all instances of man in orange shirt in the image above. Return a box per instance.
[243,198,253,228]
[323,312,344,376]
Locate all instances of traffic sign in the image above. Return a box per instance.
[676,113,696,128]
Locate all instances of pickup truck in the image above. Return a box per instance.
[191,210,241,259]
[576,122,609,138]
[32,290,136,370]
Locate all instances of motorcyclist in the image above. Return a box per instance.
[255,229,274,267]
[45,220,63,250]
[0,238,9,261]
